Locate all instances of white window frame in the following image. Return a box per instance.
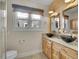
[13,11,42,31]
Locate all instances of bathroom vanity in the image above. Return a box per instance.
[42,34,78,59]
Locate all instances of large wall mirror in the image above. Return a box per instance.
[63,5,78,34]
[51,14,60,32]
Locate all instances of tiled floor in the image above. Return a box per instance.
[17,53,48,59]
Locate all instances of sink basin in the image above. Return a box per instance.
[60,35,76,43]
[46,33,54,37]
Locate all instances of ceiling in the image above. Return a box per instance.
[49,0,65,11]
[0,0,53,6]
[29,0,53,6]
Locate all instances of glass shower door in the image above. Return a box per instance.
[0,0,6,59]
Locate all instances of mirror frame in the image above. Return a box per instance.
[63,4,78,13]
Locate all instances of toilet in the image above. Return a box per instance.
[6,50,17,59]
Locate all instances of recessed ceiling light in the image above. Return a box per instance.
[48,11,54,14]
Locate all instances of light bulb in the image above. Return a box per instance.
[48,11,54,14]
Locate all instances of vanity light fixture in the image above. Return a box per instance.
[48,11,54,14]
[51,12,58,16]
[64,0,75,3]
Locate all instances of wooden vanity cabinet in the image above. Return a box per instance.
[42,36,78,59]
[61,46,78,59]
[52,42,78,59]
[42,37,52,59]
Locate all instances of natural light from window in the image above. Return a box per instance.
[16,12,29,19]
[31,14,41,20]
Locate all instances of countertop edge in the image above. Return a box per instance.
[43,34,78,51]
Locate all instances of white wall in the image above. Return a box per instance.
[7,0,49,58]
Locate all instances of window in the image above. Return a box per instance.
[31,20,40,28]
[16,12,29,19]
[12,4,43,31]
[31,14,41,20]
[30,14,41,29]
[17,20,29,28]
[15,11,29,28]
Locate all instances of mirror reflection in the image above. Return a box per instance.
[63,6,78,34]
[51,14,60,32]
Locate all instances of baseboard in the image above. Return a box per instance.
[17,49,42,58]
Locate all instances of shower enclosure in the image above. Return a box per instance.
[0,0,6,59]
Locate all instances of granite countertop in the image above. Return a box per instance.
[44,34,78,51]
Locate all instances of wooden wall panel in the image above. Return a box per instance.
[49,0,78,13]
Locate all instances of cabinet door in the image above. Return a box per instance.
[60,49,76,59]
[42,38,52,59]
[60,51,68,59]
[61,46,78,59]
[42,38,47,55]
[52,50,60,59]
[47,40,52,59]
[52,42,61,59]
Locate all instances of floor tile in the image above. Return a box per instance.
[17,53,48,59]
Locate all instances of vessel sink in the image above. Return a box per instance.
[46,33,54,37]
[60,35,76,43]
